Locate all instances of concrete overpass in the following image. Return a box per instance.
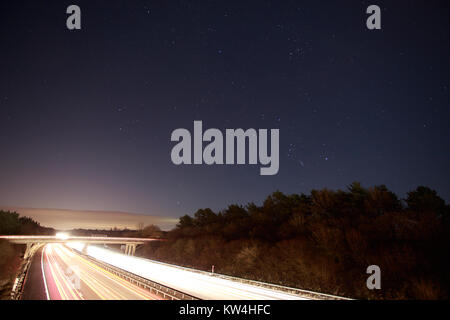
[0,235,159,258]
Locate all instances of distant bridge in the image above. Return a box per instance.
[0,235,159,258]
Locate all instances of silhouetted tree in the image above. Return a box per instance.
[141,224,162,238]
[0,211,20,235]
[193,208,218,227]
[365,185,401,216]
[177,215,194,229]
[406,186,446,214]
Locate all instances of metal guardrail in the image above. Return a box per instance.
[116,253,351,300]
[75,247,350,300]
[208,273,351,300]
[72,249,199,300]
[10,257,32,300]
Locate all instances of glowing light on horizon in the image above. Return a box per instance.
[56,232,70,240]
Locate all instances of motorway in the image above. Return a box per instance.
[68,243,306,300]
[22,244,161,300]
[21,242,307,300]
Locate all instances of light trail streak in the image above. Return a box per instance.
[68,244,308,300]
[40,244,161,300]
[41,245,50,300]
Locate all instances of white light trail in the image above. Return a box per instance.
[67,243,306,300]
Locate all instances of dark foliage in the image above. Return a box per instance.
[0,210,54,299]
[140,183,450,299]
[0,210,54,235]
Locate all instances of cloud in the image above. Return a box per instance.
[0,206,177,231]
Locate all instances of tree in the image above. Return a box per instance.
[310,189,338,217]
[347,182,369,214]
[222,204,248,221]
[365,185,401,215]
[193,208,218,227]
[177,215,194,229]
[141,224,162,238]
[0,211,21,235]
[406,186,446,214]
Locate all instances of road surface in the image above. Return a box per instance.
[22,243,161,300]
[68,243,307,300]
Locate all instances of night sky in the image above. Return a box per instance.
[1,1,449,222]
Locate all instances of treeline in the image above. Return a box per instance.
[0,210,54,235]
[70,228,140,237]
[70,225,166,238]
[140,183,450,299]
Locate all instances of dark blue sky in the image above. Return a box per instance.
[1,0,449,219]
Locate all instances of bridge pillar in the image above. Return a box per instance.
[123,244,137,256]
